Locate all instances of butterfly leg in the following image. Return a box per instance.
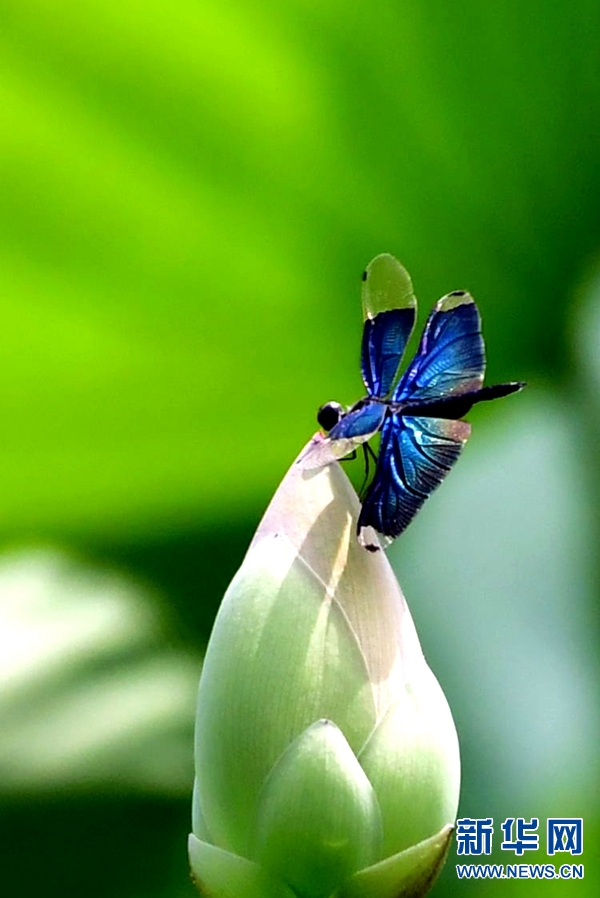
[336,446,372,499]
[359,442,378,499]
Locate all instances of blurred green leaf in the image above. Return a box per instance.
[0,548,198,794]
[0,0,598,539]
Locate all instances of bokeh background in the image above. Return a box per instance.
[0,1,598,895]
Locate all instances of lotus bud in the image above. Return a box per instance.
[189,437,460,898]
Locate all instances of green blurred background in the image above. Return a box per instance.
[0,1,598,895]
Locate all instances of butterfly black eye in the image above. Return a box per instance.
[317,401,344,432]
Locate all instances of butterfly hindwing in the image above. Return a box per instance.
[358,413,471,546]
[394,291,485,403]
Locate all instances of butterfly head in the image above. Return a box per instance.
[317,401,345,432]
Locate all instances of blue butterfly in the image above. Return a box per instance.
[301,254,524,551]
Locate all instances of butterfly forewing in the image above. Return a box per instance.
[361,254,417,397]
[358,413,470,544]
[394,291,484,403]
[300,401,386,469]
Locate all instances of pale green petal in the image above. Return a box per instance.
[253,451,420,722]
[195,530,378,857]
[336,824,453,898]
[191,778,211,842]
[255,720,383,898]
[359,665,460,857]
[188,835,296,898]
[194,447,459,878]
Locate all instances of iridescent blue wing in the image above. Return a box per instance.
[393,291,484,402]
[361,254,417,398]
[300,401,386,469]
[357,413,470,549]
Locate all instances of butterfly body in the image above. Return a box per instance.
[301,254,524,551]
